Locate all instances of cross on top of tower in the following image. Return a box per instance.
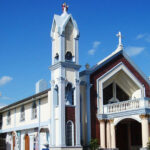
[62,2,69,13]
[116,31,122,46]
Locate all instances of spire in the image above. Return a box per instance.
[116,31,123,51]
[62,2,69,13]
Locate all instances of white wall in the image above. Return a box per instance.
[1,92,50,131]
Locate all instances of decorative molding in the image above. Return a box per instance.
[57,77,66,84]
[114,116,141,126]
[96,62,145,114]
[99,119,106,123]
[49,62,81,71]
[50,80,55,87]
[0,120,51,133]
[140,114,150,119]
[109,119,114,123]
[97,108,150,120]
[75,79,80,85]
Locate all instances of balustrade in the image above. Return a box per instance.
[103,98,150,114]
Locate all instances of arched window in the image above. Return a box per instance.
[66,121,74,146]
[20,105,25,121]
[65,19,74,59]
[32,101,37,119]
[65,83,74,105]
[54,85,59,106]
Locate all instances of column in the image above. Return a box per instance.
[110,119,116,149]
[86,75,91,144]
[75,77,81,146]
[30,135,34,150]
[140,115,149,148]
[58,77,66,146]
[100,120,106,148]
[106,120,111,148]
[50,80,55,146]
[59,35,65,62]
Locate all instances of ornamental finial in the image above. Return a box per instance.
[116,31,122,46]
[62,2,69,13]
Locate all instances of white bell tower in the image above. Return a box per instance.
[50,3,82,150]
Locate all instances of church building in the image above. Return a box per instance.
[0,3,150,150]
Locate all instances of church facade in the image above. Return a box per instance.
[0,3,150,150]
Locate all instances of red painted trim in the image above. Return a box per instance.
[66,106,76,145]
[90,54,150,141]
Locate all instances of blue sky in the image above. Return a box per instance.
[0,0,150,106]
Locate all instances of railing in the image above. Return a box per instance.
[103,98,150,114]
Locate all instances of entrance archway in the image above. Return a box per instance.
[116,119,142,150]
[25,134,30,150]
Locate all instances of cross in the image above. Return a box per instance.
[116,31,122,46]
[62,2,69,13]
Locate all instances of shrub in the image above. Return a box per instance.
[147,137,150,150]
[89,139,99,150]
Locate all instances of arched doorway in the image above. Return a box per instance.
[40,128,50,149]
[25,134,30,150]
[116,119,142,150]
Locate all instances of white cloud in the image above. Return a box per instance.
[0,76,13,86]
[136,34,146,40]
[0,96,11,100]
[93,41,101,48]
[88,49,95,55]
[0,92,11,100]
[0,103,6,108]
[136,33,150,43]
[88,41,101,55]
[126,46,145,57]
[145,35,150,43]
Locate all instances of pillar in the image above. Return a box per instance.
[140,115,149,148]
[58,77,66,146]
[75,79,81,146]
[106,120,111,148]
[100,120,106,148]
[30,135,34,150]
[110,119,116,149]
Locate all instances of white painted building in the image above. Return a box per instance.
[0,3,150,150]
[0,3,81,150]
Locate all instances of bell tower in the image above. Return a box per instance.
[50,3,82,150]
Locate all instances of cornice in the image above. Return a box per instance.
[49,62,81,71]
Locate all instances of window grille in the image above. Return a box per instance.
[32,101,37,119]
[20,105,25,121]
[66,121,74,146]
[7,111,11,125]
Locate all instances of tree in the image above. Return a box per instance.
[89,139,99,150]
[147,137,150,150]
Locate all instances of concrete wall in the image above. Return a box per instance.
[1,92,50,132]
[66,68,75,84]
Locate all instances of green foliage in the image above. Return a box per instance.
[89,138,99,150]
[147,137,150,149]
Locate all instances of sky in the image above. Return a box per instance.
[0,0,150,106]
